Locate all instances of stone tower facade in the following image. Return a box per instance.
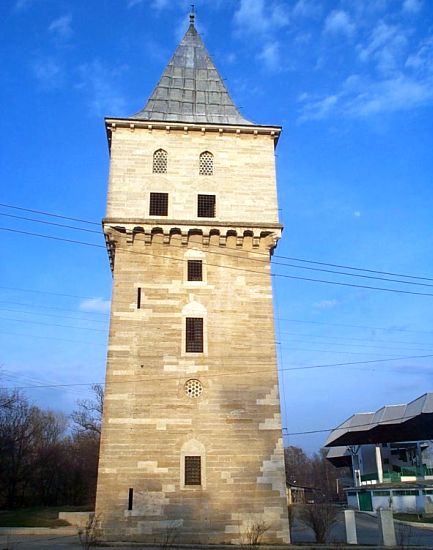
[95,15,289,544]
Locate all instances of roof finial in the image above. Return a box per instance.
[189,4,195,25]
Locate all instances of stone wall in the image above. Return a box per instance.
[95,125,289,544]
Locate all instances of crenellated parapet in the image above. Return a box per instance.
[103,220,282,271]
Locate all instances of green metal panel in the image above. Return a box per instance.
[358,491,373,511]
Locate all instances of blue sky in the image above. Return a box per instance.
[1,0,433,453]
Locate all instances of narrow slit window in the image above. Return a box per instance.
[186,318,203,353]
[185,456,201,485]
[137,288,141,309]
[128,488,133,510]
[153,149,167,173]
[197,194,215,218]
[149,192,168,216]
[187,260,203,281]
[199,152,213,175]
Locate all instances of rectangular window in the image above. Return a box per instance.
[128,488,133,510]
[187,260,203,281]
[197,194,216,218]
[186,318,203,353]
[149,192,168,216]
[185,456,201,485]
[373,491,390,496]
[137,288,141,309]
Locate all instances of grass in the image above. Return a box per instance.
[0,506,88,528]
[394,512,433,524]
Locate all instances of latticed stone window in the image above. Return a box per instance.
[185,317,203,352]
[153,149,167,173]
[197,194,216,218]
[187,260,203,281]
[149,192,168,216]
[199,151,213,175]
[184,379,203,398]
[185,456,201,485]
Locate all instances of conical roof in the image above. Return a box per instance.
[131,18,253,125]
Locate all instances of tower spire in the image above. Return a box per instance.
[189,4,195,26]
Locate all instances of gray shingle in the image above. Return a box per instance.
[131,22,253,125]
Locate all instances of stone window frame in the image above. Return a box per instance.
[183,248,207,287]
[181,300,207,357]
[149,192,169,217]
[152,148,167,174]
[199,151,214,176]
[197,193,216,218]
[185,318,203,353]
[180,439,206,490]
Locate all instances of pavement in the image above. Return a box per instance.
[1,512,433,549]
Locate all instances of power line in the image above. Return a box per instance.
[279,317,433,336]
[3,208,433,289]
[0,285,102,300]
[0,300,109,317]
[279,330,433,350]
[2,200,432,283]
[0,330,106,346]
[0,212,102,235]
[0,202,101,226]
[0,307,109,324]
[277,255,433,283]
[0,315,108,333]
[2,225,433,297]
[283,412,420,436]
[2,352,432,391]
[282,353,433,372]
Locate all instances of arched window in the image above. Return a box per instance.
[153,149,167,174]
[199,151,213,175]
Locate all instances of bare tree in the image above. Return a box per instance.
[71,384,104,435]
[298,503,339,543]
[241,520,270,549]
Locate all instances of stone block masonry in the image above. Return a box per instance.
[95,121,289,544]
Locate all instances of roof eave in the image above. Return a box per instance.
[104,117,282,152]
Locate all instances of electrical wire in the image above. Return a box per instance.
[2,200,432,282]
[2,225,433,297]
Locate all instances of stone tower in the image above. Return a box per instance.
[95,13,289,544]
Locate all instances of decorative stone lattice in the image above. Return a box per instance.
[199,152,213,175]
[153,149,167,173]
[184,379,203,398]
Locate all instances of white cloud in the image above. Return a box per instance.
[298,94,339,121]
[77,60,128,117]
[324,10,355,37]
[402,0,422,13]
[357,23,407,75]
[347,74,433,116]
[233,0,289,36]
[405,37,433,73]
[15,0,37,9]
[48,14,73,39]
[257,42,280,72]
[79,297,111,313]
[299,69,433,121]
[314,299,339,310]
[127,0,170,9]
[292,0,321,18]
[32,58,63,89]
